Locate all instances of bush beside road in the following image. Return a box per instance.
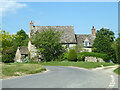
[114,67,120,75]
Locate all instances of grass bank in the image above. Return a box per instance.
[2,63,46,79]
[41,61,115,69]
[114,67,120,75]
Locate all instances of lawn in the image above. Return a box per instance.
[114,67,120,75]
[41,61,115,69]
[2,63,46,79]
[1,61,116,79]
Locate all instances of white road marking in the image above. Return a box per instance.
[108,75,115,88]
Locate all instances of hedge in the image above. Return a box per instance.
[77,52,110,62]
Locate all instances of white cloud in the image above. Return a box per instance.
[0,0,27,17]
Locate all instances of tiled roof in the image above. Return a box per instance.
[76,34,96,46]
[30,26,77,44]
[19,47,28,55]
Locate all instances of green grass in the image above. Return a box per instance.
[1,61,116,79]
[2,63,46,79]
[114,67,120,75]
[41,61,115,69]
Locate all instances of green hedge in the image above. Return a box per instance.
[77,52,110,62]
[68,49,77,61]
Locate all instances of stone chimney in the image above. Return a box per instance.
[92,26,96,35]
[29,21,34,38]
[30,21,34,29]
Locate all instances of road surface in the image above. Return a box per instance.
[2,66,119,88]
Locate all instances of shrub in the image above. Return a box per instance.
[77,52,110,62]
[57,54,63,61]
[2,47,15,63]
[23,57,30,63]
[114,67,120,75]
[68,49,77,61]
[62,52,68,60]
[77,54,85,61]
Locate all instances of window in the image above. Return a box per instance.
[66,44,69,48]
[84,41,89,47]
[84,38,90,47]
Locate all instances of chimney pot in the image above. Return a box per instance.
[30,21,34,24]
[92,26,96,35]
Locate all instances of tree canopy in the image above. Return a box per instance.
[115,33,120,64]
[93,28,115,62]
[13,29,29,48]
[96,28,115,42]
[31,28,64,61]
[0,30,15,63]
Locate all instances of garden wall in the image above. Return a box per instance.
[85,56,104,62]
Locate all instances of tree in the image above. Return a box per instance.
[93,28,115,62]
[0,25,2,62]
[13,29,29,49]
[0,30,15,63]
[96,28,115,42]
[115,33,120,64]
[31,28,64,62]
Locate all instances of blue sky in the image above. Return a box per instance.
[1,2,118,37]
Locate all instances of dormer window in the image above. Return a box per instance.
[84,38,90,47]
[84,41,89,47]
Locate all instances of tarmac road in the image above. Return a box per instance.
[2,66,119,88]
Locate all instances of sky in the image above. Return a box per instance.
[1,1,118,37]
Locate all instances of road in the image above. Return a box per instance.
[2,66,119,88]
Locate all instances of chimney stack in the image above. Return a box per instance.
[29,20,34,38]
[30,20,34,25]
[92,26,96,35]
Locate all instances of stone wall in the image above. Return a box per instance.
[85,56,104,62]
[28,40,38,59]
[15,49,22,62]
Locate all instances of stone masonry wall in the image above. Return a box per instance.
[85,56,104,62]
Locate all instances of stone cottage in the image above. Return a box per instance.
[15,47,28,62]
[15,21,96,62]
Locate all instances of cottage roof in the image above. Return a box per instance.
[76,34,96,46]
[30,26,77,44]
[18,47,28,55]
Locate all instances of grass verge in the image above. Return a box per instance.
[41,61,115,69]
[114,67,120,75]
[2,63,46,79]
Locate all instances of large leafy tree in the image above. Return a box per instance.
[96,28,115,42]
[93,28,115,62]
[31,28,64,61]
[13,29,29,49]
[115,33,120,64]
[0,30,15,63]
